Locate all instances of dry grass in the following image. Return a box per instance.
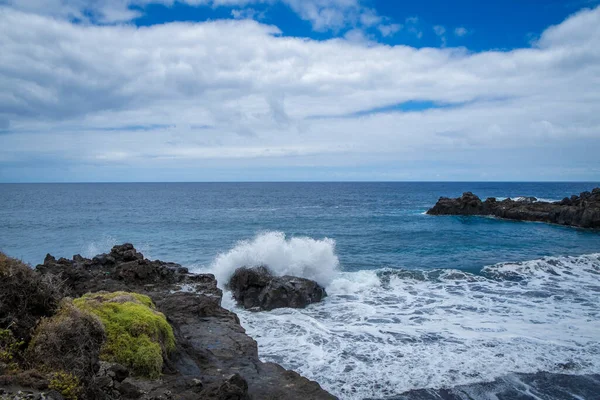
[27,300,106,380]
[0,252,64,341]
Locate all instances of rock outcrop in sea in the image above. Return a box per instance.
[228,266,327,311]
[0,244,336,400]
[427,188,600,228]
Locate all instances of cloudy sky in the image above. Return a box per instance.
[1,0,599,182]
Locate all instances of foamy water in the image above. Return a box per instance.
[207,233,600,399]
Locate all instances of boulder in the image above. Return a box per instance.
[228,267,327,311]
[426,192,486,216]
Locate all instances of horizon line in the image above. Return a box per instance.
[1,180,599,184]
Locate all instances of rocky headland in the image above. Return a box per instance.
[0,244,335,400]
[427,188,600,228]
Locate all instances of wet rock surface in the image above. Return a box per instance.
[2,244,336,400]
[427,189,600,228]
[228,266,327,311]
[0,388,65,400]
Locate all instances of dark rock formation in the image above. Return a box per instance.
[228,266,327,311]
[27,245,336,400]
[427,189,600,229]
[36,243,201,297]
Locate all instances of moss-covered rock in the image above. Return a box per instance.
[72,292,175,379]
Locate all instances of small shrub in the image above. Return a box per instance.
[73,292,175,379]
[0,329,24,373]
[49,371,81,400]
[0,252,64,341]
[27,300,106,380]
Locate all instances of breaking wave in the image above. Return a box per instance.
[221,252,600,399]
[209,231,339,287]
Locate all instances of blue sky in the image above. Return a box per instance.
[1,0,600,182]
[133,0,596,50]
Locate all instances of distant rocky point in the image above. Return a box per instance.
[427,188,600,228]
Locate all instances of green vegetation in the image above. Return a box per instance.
[73,292,175,378]
[0,328,24,373]
[49,371,81,400]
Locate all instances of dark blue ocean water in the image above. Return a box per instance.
[0,182,598,269]
[2,182,600,399]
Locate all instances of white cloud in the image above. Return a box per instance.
[377,23,402,37]
[231,7,265,20]
[1,6,600,181]
[2,0,394,33]
[433,24,447,46]
[454,26,468,37]
[405,16,422,39]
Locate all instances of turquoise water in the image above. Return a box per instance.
[1,182,599,269]
[1,182,600,399]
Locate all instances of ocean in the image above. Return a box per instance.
[1,182,599,399]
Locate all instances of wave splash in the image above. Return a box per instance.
[226,252,600,400]
[209,231,339,287]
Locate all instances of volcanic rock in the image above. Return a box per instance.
[228,266,327,311]
[427,188,600,228]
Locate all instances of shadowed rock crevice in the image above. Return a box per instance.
[427,188,600,229]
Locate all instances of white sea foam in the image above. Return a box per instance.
[83,235,119,258]
[496,196,560,203]
[222,251,600,399]
[83,237,153,259]
[208,231,340,287]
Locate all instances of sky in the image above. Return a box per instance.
[0,0,599,182]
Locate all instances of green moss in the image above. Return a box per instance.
[49,371,81,400]
[72,292,175,378]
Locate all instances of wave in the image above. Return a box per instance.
[208,231,339,287]
[220,250,600,399]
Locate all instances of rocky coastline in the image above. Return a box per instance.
[427,188,600,228]
[0,244,336,400]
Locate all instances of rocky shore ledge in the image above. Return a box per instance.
[0,244,336,400]
[427,188,600,228]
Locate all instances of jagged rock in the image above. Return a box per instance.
[427,188,600,228]
[200,374,249,400]
[115,380,143,399]
[228,266,327,311]
[36,243,218,298]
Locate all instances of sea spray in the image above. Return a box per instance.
[209,231,340,287]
